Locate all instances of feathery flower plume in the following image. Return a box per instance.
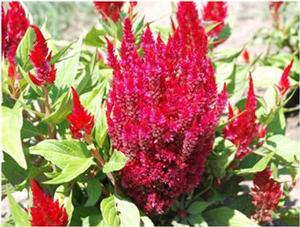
[202,1,228,38]
[67,87,95,139]
[94,1,124,22]
[223,74,265,159]
[277,60,294,96]
[28,25,56,86]
[106,2,227,214]
[2,2,29,78]
[30,179,68,226]
[250,168,282,223]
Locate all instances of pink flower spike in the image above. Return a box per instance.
[278,59,294,96]
[30,179,68,226]
[67,87,95,139]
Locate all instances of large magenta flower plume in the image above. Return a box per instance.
[106,1,227,214]
[28,25,56,86]
[30,179,68,226]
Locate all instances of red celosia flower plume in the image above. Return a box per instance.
[94,1,124,22]
[202,1,228,38]
[106,2,227,214]
[30,179,68,226]
[223,74,265,160]
[250,168,282,223]
[67,87,95,139]
[2,1,29,78]
[269,1,283,29]
[242,48,250,64]
[277,59,293,96]
[28,25,56,86]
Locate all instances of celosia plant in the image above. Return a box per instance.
[250,168,282,223]
[277,59,294,96]
[30,179,68,226]
[106,2,227,214]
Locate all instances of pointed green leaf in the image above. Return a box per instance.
[1,107,27,169]
[103,150,128,173]
[8,194,31,227]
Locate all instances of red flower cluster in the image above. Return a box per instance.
[28,25,56,86]
[250,168,282,223]
[223,75,266,160]
[277,60,293,96]
[30,179,68,226]
[94,1,124,22]
[106,2,227,214]
[202,1,228,38]
[2,2,29,78]
[68,87,95,139]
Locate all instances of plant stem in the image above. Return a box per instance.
[43,86,56,139]
[91,148,118,190]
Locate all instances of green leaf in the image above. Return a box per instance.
[55,39,82,89]
[7,194,31,227]
[235,152,274,175]
[140,216,154,227]
[267,135,300,163]
[51,42,75,64]
[252,66,283,88]
[1,107,27,169]
[279,208,299,226]
[44,157,94,184]
[70,206,102,226]
[43,90,72,124]
[115,195,140,227]
[16,27,34,71]
[203,207,259,227]
[209,138,236,178]
[84,26,105,47]
[100,196,120,226]
[187,201,209,226]
[85,178,102,207]
[103,150,128,173]
[267,108,286,135]
[30,139,90,169]
[54,185,74,223]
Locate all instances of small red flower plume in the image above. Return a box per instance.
[202,1,228,38]
[250,168,282,223]
[67,87,95,139]
[277,60,293,96]
[28,25,56,86]
[223,74,265,160]
[269,1,283,29]
[106,1,226,214]
[30,179,68,226]
[94,1,124,22]
[242,48,250,64]
[2,2,29,78]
